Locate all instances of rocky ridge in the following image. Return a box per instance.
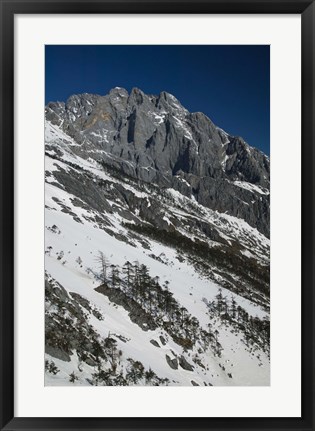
[46,87,270,237]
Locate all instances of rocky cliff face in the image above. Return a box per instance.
[44,89,270,387]
[45,87,270,237]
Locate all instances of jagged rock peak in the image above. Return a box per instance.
[109,87,129,97]
[45,86,270,237]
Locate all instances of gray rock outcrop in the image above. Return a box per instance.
[46,87,270,236]
[165,354,178,370]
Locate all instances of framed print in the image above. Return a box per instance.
[0,1,314,430]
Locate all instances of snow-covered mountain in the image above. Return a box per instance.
[45,87,270,386]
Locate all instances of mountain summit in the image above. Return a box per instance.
[46,87,270,237]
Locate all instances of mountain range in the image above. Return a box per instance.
[45,87,270,386]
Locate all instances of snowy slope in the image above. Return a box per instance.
[45,119,270,386]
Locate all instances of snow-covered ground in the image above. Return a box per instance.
[44,120,270,386]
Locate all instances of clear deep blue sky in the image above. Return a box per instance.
[45,45,270,155]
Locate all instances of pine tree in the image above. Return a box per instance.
[216,288,223,313]
[231,295,237,319]
[96,251,109,284]
[122,261,134,292]
[110,264,120,288]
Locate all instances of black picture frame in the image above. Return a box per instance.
[0,1,314,430]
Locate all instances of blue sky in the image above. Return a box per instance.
[45,45,270,155]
